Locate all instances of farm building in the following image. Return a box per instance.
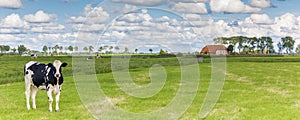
[200,45,227,55]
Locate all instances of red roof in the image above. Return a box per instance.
[200,45,227,54]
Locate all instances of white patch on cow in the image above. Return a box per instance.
[53,85,60,95]
[24,61,37,110]
[47,84,54,112]
[38,85,47,89]
[53,60,62,78]
[25,61,37,70]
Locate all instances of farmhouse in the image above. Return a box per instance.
[200,45,227,55]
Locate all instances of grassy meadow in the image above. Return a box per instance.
[1,55,300,119]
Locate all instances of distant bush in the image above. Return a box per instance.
[227,54,284,57]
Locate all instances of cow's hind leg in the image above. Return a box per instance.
[55,92,60,112]
[25,77,31,110]
[47,86,53,112]
[31,86,38,109]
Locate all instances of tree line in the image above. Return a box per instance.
[0,44,156,56]
[1,36,298,56]
[214,36,296,54]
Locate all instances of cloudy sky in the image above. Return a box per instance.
[0,0,299,53]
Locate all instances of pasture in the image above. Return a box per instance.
[1,56,300,119]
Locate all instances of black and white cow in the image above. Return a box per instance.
[24,60,67,112]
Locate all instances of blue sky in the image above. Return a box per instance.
[0,0,299,53]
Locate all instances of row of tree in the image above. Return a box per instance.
[214,36,295,54]
[0,44,155,56]
[0,45,28,55]
[42,45,154,54]
[1,36,297,56]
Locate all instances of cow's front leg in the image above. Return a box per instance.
[47,86,53,112]
[31,86,38,109]
[55,92,60,112]
[25,79,31,110]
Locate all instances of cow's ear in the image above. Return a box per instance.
[61,63,67,67]
[48,63,53,67]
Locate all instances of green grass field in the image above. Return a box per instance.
[1,56,300,119]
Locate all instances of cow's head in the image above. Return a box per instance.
[48,60,67,78]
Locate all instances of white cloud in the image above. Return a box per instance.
[123,4,138,13]
[0,13,26,28]
[30,23,65,33]
[117,9,152,23]
[61,0,77,2]
[274,13,297,29]
[270,13,298,36]
[170,0,208,2]
[110,0,166,6]
[72,24,105,32]
[98,10,197,52]
[247,13,273,24]
[210,0,261,13]
[182,14,213,27]
[68,5,110,24]
[0,12,64,35]
[68,16,86,24]
[156,16,170,22]
[171,2,208,14]
[0,0,22,9]
[24,10,57,23]
[248,0,272,8]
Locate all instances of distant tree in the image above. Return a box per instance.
[243,45,250,54]
[4,45,10,53]
[124,47,129,53]
[83,47,88,53]
[0,46,3,53]
[18,45,27,55]
[259,36,273,54]
[227,45,234,54]
[114,46,120,53]
[42,46,48,55]
[0,45,10,53]
[54,45,59,52]
[248,37,258,53]
[67,46,73,52]
[88,46,94,54]
[53,45,59,55]
[281,36,295,54]
[59,46,63,53]
[103,45,108,53]
[48,46,52,54]
[296,44,300,55]
[11,48,17,54]
[149,48,153,54]
[277,42,283,54]
[159,49,167,55]
[109,46,113,53]
[98,46,104,53]
[134,48,138,54]
[235,36,246,53]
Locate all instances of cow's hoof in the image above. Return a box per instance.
[56,109,60,112]
[49,110,52,112]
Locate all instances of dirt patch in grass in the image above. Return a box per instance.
[266,88,289,97]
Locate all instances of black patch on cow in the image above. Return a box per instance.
[26,62,66,88]
[27,63,47,87]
